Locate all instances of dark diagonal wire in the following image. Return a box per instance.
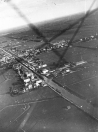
[56,0,97,67]
[5,0,97,66]
[7,1,69,64]
[37,7,98,50]
[8,1,49,43]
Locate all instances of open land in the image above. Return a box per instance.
[0,9,98,132]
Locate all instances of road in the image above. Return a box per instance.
[1,47,98,121]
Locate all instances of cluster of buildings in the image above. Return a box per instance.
[13,63,48,93]
[34,33,98,56]
[79,33,98,42]
[12,52,51,93]
[0,39,69,69]
[9,32,98,61]
[0,48,50,95]
[0,36,89,95]
[11,45,77,94]
[0,50,14,68]
[34,39,69,55]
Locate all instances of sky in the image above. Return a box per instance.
[0,0,97,32]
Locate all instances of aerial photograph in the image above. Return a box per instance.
[0,0,98,132]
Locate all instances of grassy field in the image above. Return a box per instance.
[0,9,98,132]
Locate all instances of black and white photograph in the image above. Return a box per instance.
[0,0,98,131]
